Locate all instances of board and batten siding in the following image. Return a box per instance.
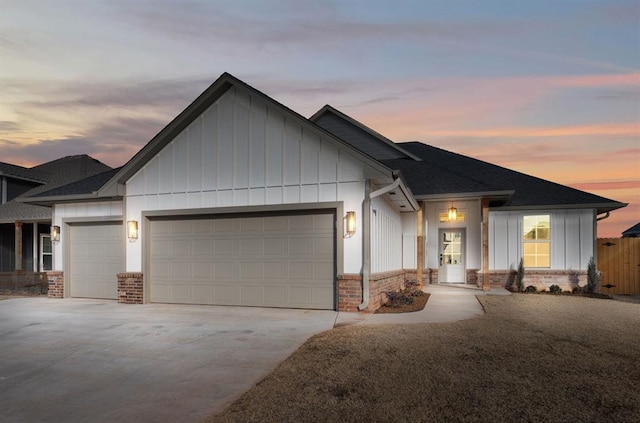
[370,196,403,273]
[52,201,124,270]
[489,209,595,271]
[125,86,372,273]
[424,200,482,270]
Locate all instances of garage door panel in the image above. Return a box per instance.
[149,212,335,309]
[69,223,123,300]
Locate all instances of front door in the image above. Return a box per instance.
[439,230,465,283]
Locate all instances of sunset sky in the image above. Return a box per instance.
[1,0,638,237]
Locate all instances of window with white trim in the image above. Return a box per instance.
[523,215,550,268]
[40,234,52,272]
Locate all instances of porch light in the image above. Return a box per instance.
[345,211,356,238]
[50,225,60,243]
[448,206,457,222]
[127,220,138,242]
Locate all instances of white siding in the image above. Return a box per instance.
[425,200,482,269]
[125,87,368,273]
[489,209,595,271]
[402,213,417,270]
[370,196,402,273]
[52,201,123,270]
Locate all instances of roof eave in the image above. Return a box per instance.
[490,202,628,214]
[416,190,515,202]
[18,192,123,206]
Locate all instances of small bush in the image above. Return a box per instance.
[515,258,525,292]
[572,285,584,294]
[385,291,415,307]
[525,285,537,293]
[403,280,424,297]
[549,284,561,293]
[586,256,599,293]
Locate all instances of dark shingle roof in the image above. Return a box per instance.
[311,106,419,161]
[622,223,640,237]
[385,142,625,212]
[0,162,47,182]
[0,155,112,221]
[32,167,121,197]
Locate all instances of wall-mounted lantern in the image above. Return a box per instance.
[345,211,356,238]
[127,220,138,242]
[50,225,60,243]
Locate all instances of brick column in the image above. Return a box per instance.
[117,273,144,304]
[46,271,64,298]
[337,274,363,312]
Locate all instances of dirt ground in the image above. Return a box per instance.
[205,295,640,423]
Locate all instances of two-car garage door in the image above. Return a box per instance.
[148,212,336,309]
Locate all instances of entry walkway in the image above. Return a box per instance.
[335,284,510,326]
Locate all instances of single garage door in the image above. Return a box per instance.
[149,211,335,309]
[69,222,124,299]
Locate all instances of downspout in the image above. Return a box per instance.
[358,178,402,311]
[358,180,372,311]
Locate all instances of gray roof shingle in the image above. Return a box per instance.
[0,155,112,222]
[385,142,625,212]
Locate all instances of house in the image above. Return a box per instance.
[622,223,640,238]
[22,73,626,310]
[0,156,111,290]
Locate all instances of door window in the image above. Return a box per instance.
[441,231,462,265]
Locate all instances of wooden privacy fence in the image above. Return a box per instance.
[597,238,640,295]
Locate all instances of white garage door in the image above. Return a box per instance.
[69,222,124,299]
[149,212,335,309]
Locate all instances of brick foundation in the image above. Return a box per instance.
[46,271,64,298]
[337,270,416,312]
[466,269,480,287]
[486,269,587,292]
[117,273,144,304]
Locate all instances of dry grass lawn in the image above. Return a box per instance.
[205,295,640,423]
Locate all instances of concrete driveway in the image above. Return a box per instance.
[0,297,337,423]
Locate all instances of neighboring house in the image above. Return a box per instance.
[22,73,627,311]
[622,223,640,238]
[0,156,111,282]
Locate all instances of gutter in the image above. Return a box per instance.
[596,211,610,221]
[358,180,373,311]
[357,178,404,311]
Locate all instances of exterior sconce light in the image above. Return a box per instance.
[345,211,356,238]
[448,206,457,222]
[127,220,138,242]
[51,225,60,243]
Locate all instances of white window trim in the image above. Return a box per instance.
[40,234,52,272]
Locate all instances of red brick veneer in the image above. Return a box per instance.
[117,273,144,304]
[46,271,64,298]
[337,270,417,312]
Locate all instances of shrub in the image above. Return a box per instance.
[572,285,584,294]
[385,291,415,307]
[403,280,424,296]
[549,284,561,293]
[525,285,537,293]
[515,258,525,292]
[586,256,599,293]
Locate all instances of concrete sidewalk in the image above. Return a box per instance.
[335,284,509,326]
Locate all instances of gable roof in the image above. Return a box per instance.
[98,73,396,198]
[0,155,112,222]
[386,142,626,213]
[622,222,640,237]
[310,105,422,161]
